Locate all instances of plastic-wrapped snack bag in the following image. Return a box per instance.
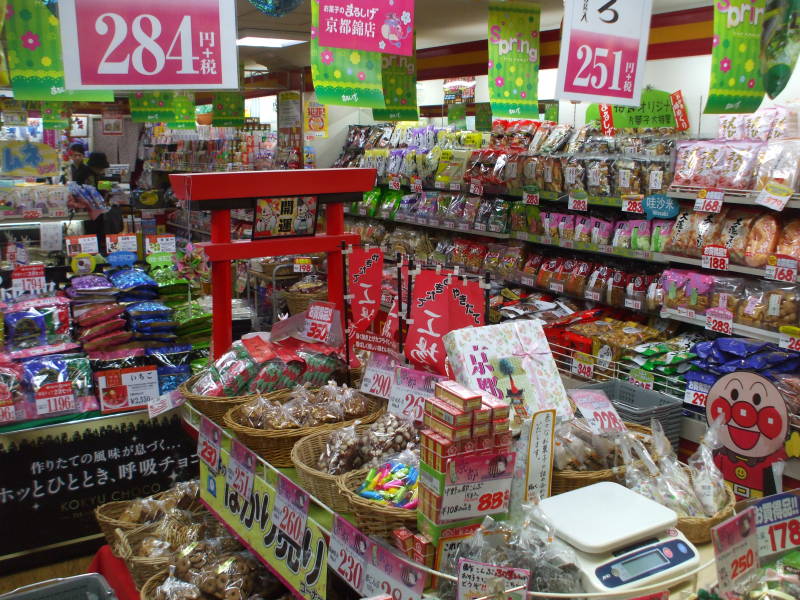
[688,416,732,517]
[650,419,704,517]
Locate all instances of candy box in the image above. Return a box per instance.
[434,380,482,412]
[392,528,414,554]
[472,404,492,424]
[481,395,510,421]
[444,321,572,418]
[475,435,494,451]
[411,550,433,587]
[495,431,512,448]
[423,413,471,442]
[472,421,491,437]
[492,419,510,434]
[420,429,461,457]
[413,533,434,557]
[424,396,471,428]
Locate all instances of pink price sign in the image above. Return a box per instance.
[556,0,653,107]
[318,0,414,56]
[58,0,239,90]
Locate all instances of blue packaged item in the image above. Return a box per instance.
[109,268,158,292]
[714,338,771,357]
[684,369,719,386]
[692,341,714,361]
[125,301,173,319]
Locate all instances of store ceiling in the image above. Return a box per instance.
[237,0,711,72]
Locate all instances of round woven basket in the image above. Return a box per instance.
[291,425,372,512]
[676,476,737,544]
[115,524,172,590]
[95,501,140,553]
[283,288,328,315]
[178,373,259,426]
[336,469,417,538]
[139,570,169,600]
[551,423,653,495]
[224,390,385,467]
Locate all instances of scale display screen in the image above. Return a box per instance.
[619,550,669,579]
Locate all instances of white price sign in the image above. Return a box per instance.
[272,474,309,545]
[106,234,138,253]
[293,257,313,273]
[706,307,734,336]
[303,301,336,343]
[12,264,46,293]
[570,352,595,380]
[712,508,759,599]
[523,191,539,205]
[360,352,398,399]
[628,367,654,391]
[525,410,555,501]
[780,332,800,352]
[226,439,256,499]
[458,559,530,600]
[694,188,725,213]
[702,245,730,271]
[621,195,644,213]
[410,176,423,193]
[755,492,800,558]
[766,256,798,283]
[568,192,588,211]
[66,235,100,256]
[34,382,76,416]
[145,234,176,254]
[755,182,794,212]
[470,179,484,196]
[388,176,402,191]
[684,380,710,408]
[388,366,445,422]
[198,416,222,473]
[569,389,627,434]
[328,516,372,594]
[440,476,514,521]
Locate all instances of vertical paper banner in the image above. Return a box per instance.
[41,102,70,129]
[310,0,385,108]
[129,92,176,123]
[372,53,418,121]
[448,277,485,331]
[304,101,329,138]
[167,94,197,130]
[544,102,559,122]
[488,1,541,118]
[348,246,384,332]
[5,0,113,101]
[705,0,766,114]
[447,103,467,128]
[474,103,492,131]
[212,92,245,127]
[405,270,451,375]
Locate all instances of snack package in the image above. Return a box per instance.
[735,281,768,327]
[711,276,744,313]
[687,417,730,517]
[650,220,674,253]
[762,281,800,330]
[713,209,757,265]
[776,218,800,257]
[650,419,705,517]
[744,214,780,267]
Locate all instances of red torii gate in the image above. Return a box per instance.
[169,168,376,358]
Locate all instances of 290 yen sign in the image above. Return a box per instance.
[59,0,238,90]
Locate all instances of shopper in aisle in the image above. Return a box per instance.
[67,142,93,185]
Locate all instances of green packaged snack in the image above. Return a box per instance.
[632,341,672,357]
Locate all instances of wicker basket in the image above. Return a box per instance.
[139,570,169,600]
[291,425,372,512]
[224,390,385,467]
[95,501,141,553]
[676,477,737,544]
[551,423,653,495]
[337,469,417,538]
[178,373,258,426]
[283,288,328,315]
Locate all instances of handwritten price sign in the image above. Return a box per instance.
[327,515,371,594]
[363,543,425,600]
[360,352,398,399]
[198,416,221,474]
[570,389,627,434]
[272,474,309,545]
[389,366,445,422]
[712,508,759,599]
[756,181,794,212]
[226,439,256,499]
[59,0,238,90]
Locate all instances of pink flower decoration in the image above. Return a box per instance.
[321,50,334,65]
[6,4,13,20]
[748,79,756,88]
[488,60,494,69]
[21,31,40,51]
[531,31,538,38]
[400,99,407,105]
[521,91,527,99]
[310,27,317,38]
[712,35,720,47]
[495,76,505,88]
[720,57,731,72]
[358,71,365,80]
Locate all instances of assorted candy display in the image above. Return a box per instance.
[357,455,419,509]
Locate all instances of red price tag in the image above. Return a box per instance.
[410,176,423,194]
[272,474,309,545]
[303,301,335,343]
[766,256,798,282]
[0,404,14,424]
[706,308,734,335]
[570,389,626,434]
[568,192,588,212]
[702,245,729,271]
[694,189,725,213]
[198,416,221,474]
[363,542,426,600]
[470,179,484,196]
[570,352,595,380]
[388,176,402,191]
[327,516,371,595]
[293,257,313,273]
[713,508,759,598]
[621,195,644,213]
[226,439,256,499]
[12,264,46,293]
[586,290,601,302]
[22,209,42,219]
[670,91,690,132]
[523,191,539,205]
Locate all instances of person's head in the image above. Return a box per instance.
[68,142,85,167]
[87,152,110,175]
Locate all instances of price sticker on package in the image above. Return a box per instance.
[226,439,256,499]
[303,301,336,343]
[621,195,644,214]
[569,389,627,434]
[694,188,725,213]
[570,352,595,380]
[470,179,484,196]
[458,559,530,600]
[523,191,539,206]
[389,366,446,422]
[360,352,398,399]
[388,175,402,191]
[293,257,313,273]
[363,541,425,600]
[702,245,729,271]
[684,380,711,408]
[629,368,654,391]
[706,307,734,336]
[766,256,798,282]
[35,382,76,416]
[65,235,99,256]
[568,191,589,212]
[198,416,222,474]
[328,515,372,595]
[756,182,794,212]
[410,176,423,194]
[272,474,309,545]
[712,508,759,599]
[755,492,800,558]
[780,331,800,352]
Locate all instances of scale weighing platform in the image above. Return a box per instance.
[539,482,700,596]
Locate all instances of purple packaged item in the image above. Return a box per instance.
[70,274,115,292]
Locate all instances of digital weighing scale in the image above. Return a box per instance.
[539,482,700,597]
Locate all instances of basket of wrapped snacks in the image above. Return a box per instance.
[283,277,328,315]
[225,381,385,467]
[139,570,168,600]
[292,413,418,512]
[336,453,419,538]
[551,421,653,495]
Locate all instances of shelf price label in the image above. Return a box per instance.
[293,257,313,273]
[766,255,798,282]
[364,542,425,600]
[570,352,595,380]
[694,188,725,213]
[389,366,446,422]
[755,492,800,558]
[410,176,423,194]
[621,194,644,214]
[568,191,589,212]
[684,380,711,408]
[549,282,564,294]
[780,332,800,352]
[106,234,138,253]
[523,191,540,205]
[272,473,309,546]
[12,264,46,293]
[198,416,222,474]
[328,515,372,595]
[469,179,484,196]
[756,182,794,212]
[35,382,76,416]
[702,245,729,271]
[388,175,402,191]
[629,368,654,391]
[66,235,100,256]
[706,307,734,336]
[570,389,627,434]
[712,508,759,599]
[360,352,398,399]
[226,439,256,499]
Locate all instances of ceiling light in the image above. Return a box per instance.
[236,37,306,48]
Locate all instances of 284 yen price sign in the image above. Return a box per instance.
[272,474,309,546]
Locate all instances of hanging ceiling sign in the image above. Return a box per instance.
[57,0,239,90]
[317,0,414,56]
[556,0,653,107]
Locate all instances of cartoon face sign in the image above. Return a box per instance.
[706,372,789,459]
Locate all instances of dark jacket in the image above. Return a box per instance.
[71,163,95,186]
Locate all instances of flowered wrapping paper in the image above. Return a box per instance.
[443,320,573,419]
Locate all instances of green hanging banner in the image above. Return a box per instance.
[761,0,800,99]
[373,54,418,121]
[129,92,176,123]
[585,89,678,129]
[544,102,559,122]
[705,0,767,114]
[310,0,385,108]
[487,0,541,119]
[41,102,69,129]
[6,0,112,101]
[448,103,467,128]
[475,103,493,131]
[212,93,245,127]
[167,94,197,130]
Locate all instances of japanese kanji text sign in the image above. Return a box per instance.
[556,0,653,107]
[58,0,239,90]
[348,247,384,332]
[318,0,414,56]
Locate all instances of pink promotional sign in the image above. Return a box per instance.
[58,0,239,90]
[556,0,653,107]
[318,0,414,56]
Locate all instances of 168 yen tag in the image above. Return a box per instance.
[694,189,724,213]
[766,256,797,282]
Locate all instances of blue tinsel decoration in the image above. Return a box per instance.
[246,0,304,17]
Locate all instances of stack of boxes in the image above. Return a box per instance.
[403,380,514,582]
